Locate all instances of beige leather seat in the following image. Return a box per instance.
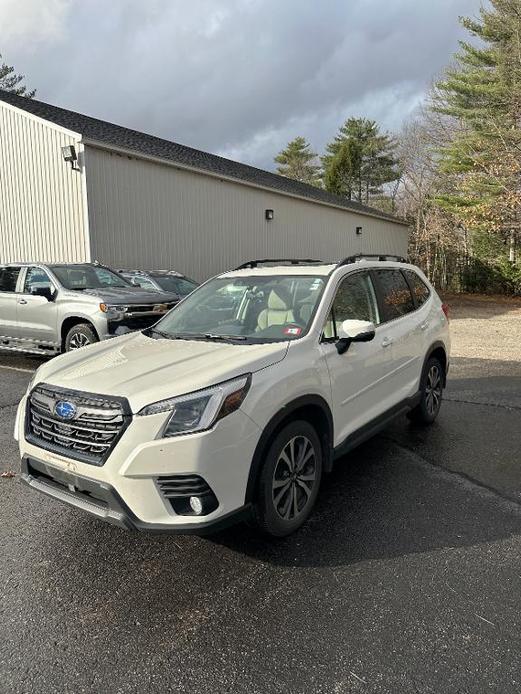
[256,288,295,331]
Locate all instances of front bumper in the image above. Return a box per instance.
[20,457,251,533]
[17,395,261,532]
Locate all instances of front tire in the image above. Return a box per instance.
[64,323,98,352]
[408,356,444,425]
[253,420,322,537]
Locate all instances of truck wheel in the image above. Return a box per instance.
[65,323,98,352]
[408,356,444,425]
[253,420,322,537]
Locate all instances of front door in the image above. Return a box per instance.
[16,266,59,347]
[0,266,22,340]
[320,270,393,446]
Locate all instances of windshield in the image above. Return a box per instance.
[148,274,326,343]
[51,265,132,290]
[153,275,198,296]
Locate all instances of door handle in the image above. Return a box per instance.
[18,299,27,305]
[420,322,429,331]
[381,337,393,348]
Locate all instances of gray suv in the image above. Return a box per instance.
[0,263,180,354]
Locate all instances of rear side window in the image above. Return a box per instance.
[404,270,430,307]
[374,269,414,321]
[0,267,20,292]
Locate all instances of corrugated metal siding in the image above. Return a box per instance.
[0,102,87,263]
[86,146,409,281]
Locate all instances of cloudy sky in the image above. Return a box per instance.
[1,0,483,170]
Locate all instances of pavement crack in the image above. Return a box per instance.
[444,396,521,411]
[384,435,521,512]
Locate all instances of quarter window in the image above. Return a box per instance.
[404,270,430,307]
[324,272,380,339]
[374,269,414,321]
[24,267,53,294]
[0,267,20,293]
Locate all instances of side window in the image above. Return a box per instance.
[374,269,414,321]
[324,271,380,339]
[404,270,430,307]
[24,267,53,294]
[0,267,21,293]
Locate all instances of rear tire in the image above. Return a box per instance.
[253,420,322,537]
[408,356,444,425]
[64,323,98,352]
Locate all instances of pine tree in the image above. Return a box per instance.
[322,118,399,204]
[274,136,321,186]
[433,0,521,253]
[0,54,35,97]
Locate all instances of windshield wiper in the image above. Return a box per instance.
[144,327,174,339]
[204,333,247,341]
[144,330,247,342]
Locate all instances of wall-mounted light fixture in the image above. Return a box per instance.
[355,226,363,236]
[265,209,274,221]
[61,144,80,170]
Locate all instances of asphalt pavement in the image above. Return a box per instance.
[0,350,520,694]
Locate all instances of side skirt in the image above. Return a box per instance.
[333,392,421,461]
[0,337,59,356]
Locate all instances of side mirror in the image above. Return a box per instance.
[31,286,55,302]
[130,277,141,286]
[336,319,375,354]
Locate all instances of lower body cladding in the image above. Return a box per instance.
[17,398,261,533]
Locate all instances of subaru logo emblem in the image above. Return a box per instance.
[54,400,77,420]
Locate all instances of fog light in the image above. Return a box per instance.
[189,496,203,515]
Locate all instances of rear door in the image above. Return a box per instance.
[320,270,393,444]
[0,266,22,340]
[371,268,423,401]
[16,266,59,347]
[402,269,434,359]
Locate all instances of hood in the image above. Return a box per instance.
[34,331,288,413]
[78,287,179,304]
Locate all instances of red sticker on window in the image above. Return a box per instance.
[283,326,302,336]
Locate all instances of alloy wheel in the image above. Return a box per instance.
[425,364,442,416]
[68,333,92,350]
[272,435,317,521]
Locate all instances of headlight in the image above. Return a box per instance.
[137,374,251,437]
[99,303,129,314]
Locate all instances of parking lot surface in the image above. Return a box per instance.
[1,296,520,693]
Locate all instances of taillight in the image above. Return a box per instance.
[441,303,449,320]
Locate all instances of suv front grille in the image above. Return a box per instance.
[26,384,131,466]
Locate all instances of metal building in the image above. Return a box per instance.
[0,90,409,281]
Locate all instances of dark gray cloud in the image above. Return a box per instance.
[2,0,484,170]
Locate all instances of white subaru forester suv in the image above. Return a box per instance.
[16,255,450,537]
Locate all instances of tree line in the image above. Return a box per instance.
[274,120,399,210]
[2,1,520,293]
[274,0,521,294]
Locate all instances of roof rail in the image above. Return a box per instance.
[337,254,407,267]
[234,258,324,270]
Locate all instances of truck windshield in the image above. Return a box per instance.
[51,265,132,290]
[149,274,326,343]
